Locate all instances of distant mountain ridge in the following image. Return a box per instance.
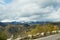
[0,21,60,26]
[0,21,49,24]
[0,22,6,26]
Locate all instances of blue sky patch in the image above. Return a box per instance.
[4,0,12,4]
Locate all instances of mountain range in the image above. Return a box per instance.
[0,21,60,27]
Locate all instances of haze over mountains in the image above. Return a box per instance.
[0,19,60,27]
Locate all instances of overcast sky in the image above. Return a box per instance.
[0,0,60,22]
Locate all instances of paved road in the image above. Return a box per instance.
[34,34,60,40]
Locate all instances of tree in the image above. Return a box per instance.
[28,24,42,35]
[0,31,7,40]
[53,25,59,33]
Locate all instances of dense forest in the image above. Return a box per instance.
[0,22,60,40]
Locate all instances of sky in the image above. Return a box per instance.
[0,0,60,22]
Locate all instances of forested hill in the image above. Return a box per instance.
[0,21,60,40]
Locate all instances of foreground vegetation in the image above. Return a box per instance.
[0,23,60,40]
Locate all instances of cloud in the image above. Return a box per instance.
[1,19,15,22]
[47,8,60,22]
[0,0,60,22]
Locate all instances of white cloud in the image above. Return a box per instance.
[0,0,60,22]
[47,8,60,20]
[1,19,15,22]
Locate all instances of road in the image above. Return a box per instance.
[34,34,60,40]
